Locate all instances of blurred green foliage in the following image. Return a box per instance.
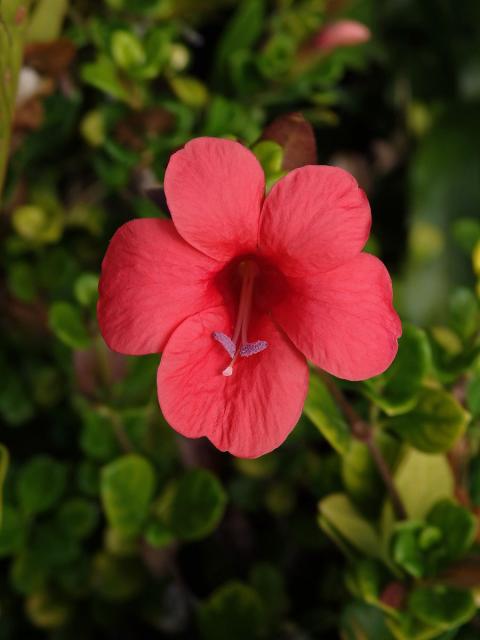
[1,0,480,638]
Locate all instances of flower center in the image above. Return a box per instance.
[212,260,268,377]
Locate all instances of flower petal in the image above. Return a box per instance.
[157,307,309,458]
[271,253,402,380]
[164,137,265,261]
[259,165,371,275]
[98,218,222,355]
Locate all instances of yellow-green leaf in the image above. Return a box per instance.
[304,372,351,455]
[385,388,469,453]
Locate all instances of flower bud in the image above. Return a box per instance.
[314,20,371,51]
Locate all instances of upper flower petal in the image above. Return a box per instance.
[164,137,265,262]
[271,253,402,380]
[157,306,309,458]
[259,165,371,276]
[98,218,222,355]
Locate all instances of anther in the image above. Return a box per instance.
[212,260,268,376]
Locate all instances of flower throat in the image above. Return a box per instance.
[212,260,268,377]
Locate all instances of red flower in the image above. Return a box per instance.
[314,20,371,51]
[98,138,401,458]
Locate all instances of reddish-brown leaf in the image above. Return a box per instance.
[379,582,407,609]
[116,108,175,152]
[24,38,76,77]
[13,98,45,131]
[262,112,317,171]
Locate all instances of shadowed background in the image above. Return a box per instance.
[1,0,480,638]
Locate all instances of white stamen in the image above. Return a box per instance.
[213,260,267,377]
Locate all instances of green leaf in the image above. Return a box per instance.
[77,460,100,497]
[252,140,283,174]
[17,456,67,516]
[32,367,62,408]
[167,469,227,541]
[104,527,138,557]
[448,288,479,341]
[203,95,260,142]
[390,521,426,578]
[319,493,382,559]
[257,33,295,80]
[81,56,130,102]
[12,204,63,244]
[0,371,34,426]
[199,581,266,640]
[25,591,70,630]
[92,552,145,601]
[385,389,469,453]
[30,522,81,569]
[169,76,209,108]
[139,28,171,79]
[381,450,454,542]
[346,557,388,603]
[74,273,99,307]
[251,140,285,188]
[469,455,480,507]
[57,498,99,540]
[101,454,155,537]
[7,262,38,302]
[111,31,146,70]
[26,0,68,42]
[340,602,395,640]
[11,550,47,596]
[408,586,476,630]
[466,373,480,417]
[80,407,119,461]
[249,562,288,624]
[342,432,401,517]
[428,325,480,384]
[0,444,9,524]
[144,521,175,549]
[303,372,352,455]
[213,0,265,88]
[364,324,431,415]
[48,302,91,350]
[0,505,26,556]
[395,451,455,520]
[426,499,477,563]
[80,109,105,147]
[452,217,480,254]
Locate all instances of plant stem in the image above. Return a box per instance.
[0,1,32,201]
[99,405,134,453]
[365,437,407,520]
[318,370,407,520]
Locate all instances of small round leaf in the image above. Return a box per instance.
[199,581,266,640]
[101,454,155,536]
[167,469,227,541]
[385,389,469,453]
[17,456,67,516]
[48,302,91,350]
[408,585,476,629]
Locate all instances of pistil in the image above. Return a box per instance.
[212,260,268,376]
